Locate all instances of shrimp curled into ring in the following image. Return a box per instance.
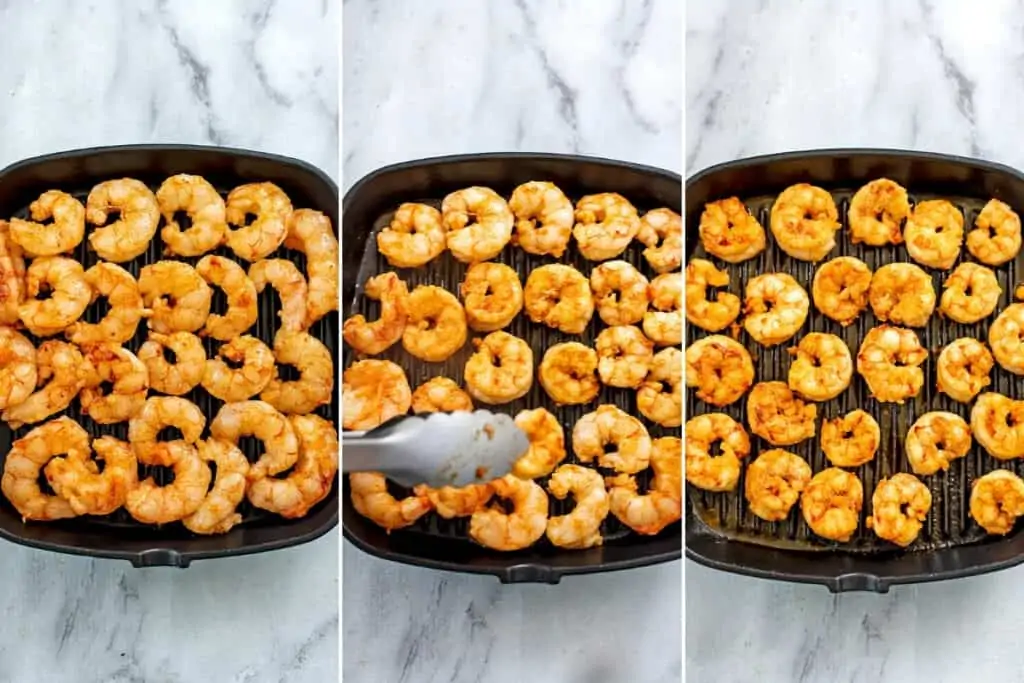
[685,259,740,333]
[156,174,227,257]
[411,377,473,414]
[343,272,409,355]
[65,263,148,345]
[524,264,594,335]
[9,190,85,257]
[685,335,754,407]
[637,208,682,273]
[224,182,293,261]
[463,331,533,404]
[637,346,682,428]
[545,465,610,549]
[138,261,213,334]
[769,183,840,261]
[905,411,971,475]
[18,257,91,337]
[742,273,809,346]
[940,262,1001,324]
[441,186,514,263]
[460,262,523,332]
[968,199,1022,266]
[196,255,258,340]
[904,199,964,270]
[746,381,816,446]
[0,328,37,411]
[181,438,250,534]
[349,472,432,530]
[376,202,446,268]
[468,474,548,551]
[572,404,652,474]
[868,263,936,328]
[937,338,993,403]
[970,392,1024,460]
[856,325,928,403]
[284,209,339,326]
[595,325,654,389]
[44,435,138,517]
[1,341,86,429]
[1,417,90,520]
[401,285,467,363]
[412,482,493,519]
[744,449,812,522]
[512,408,566,479]
[848,178,909,246]
[209,400,299,481]
[0,220,26,325]
[988,304,1024,374]
[698,197,766,263]
[801,467,864,542]
[572,192,641,261]
[127,396,205,461]
[787,332,852,401]
[538,342,600,405]
[248,258,310,333]
[342,360,411,431]
[86,178,160,262]
[508,181,574,258]
[260,331,334,414]
[590,260,649,326]
[820,410,879,468]
[607,436,682,535]
[684,413,750,492]
[79,343,149,425]
[125,441,212,524]
[643,271,683,346]
[137,332,206,396]
[201,335,276,403]
[866,474,932,547]
[812,256,871,326]
[970,469,1024,535]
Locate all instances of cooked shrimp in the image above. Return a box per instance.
[537,342,600,405]
[968,198,1022,266]
[44,435,138,516]
[181,438,250,534]
[866,474,931,547]
[342,272,409,355]
[638,346,682,428]
[0,417,88,521]
[744,449,812,522]
[970,469,1024,535]
[1,341,85,429]
[411,377,473,414]
[137,331,206,396]
[195,255,258,340]
[85,178,160,262]
[441,186,514,263]
[545,465,609,549]
[342,359,411,430]
[937,338,993,403]
[820,410,879,468]
[769,183,840,261]
[209,400,299,480]
[512,408,566,479]
[572,192,641,261]
[524,264,594,335]
[590,260,649,326]
[65,263,148,345]
[572,404,652,474]
[349,472,432,531]
[940,262,1001,323]
[412,482,494,519]
[283,209,339,326]
[460,262,523,332]
[848,178,909,246]
[742,273,809,346]
[18,257,90,337]
[224,182,293,261]
[643,271,683,346]
[905,199,964,269]
[698,197,766,263]
[868,263,936,328]
[856,325,928,403]
[594,325,654,388]
[801,468,864,542]
[125,440,212,524]
[377,202,446,268]
[248,258,309,333]
[607,437,682,535]
[0,327,36,411]
[79,344,149,424]
[401,285,467,362]
[138,261,213,334]
[201,335,276,402]
[260,331,333,414]
[905,411,971,475]
[812,256,872,326]
[747,381,816,446]
[508,181,574,257]
[468,474,548,551]
[685,335,755,407]
[684,413,750,492]
[156,174,228,257]
[787,333,852,401]
[463,331,533,404]
[8,190,85,257]
[970,392,1024,460]
[989,303,1024,374]
[685,259,740,333]
[0,220,26,326]
[637,208,682,273]
[127,396,205,460]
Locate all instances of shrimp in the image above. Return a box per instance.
[685,335,755,407]
[607,436,682,535]
[904,199,964,270]
[463,331,533,404]
[595,324,654,388]
[411,377,473,414]
[685,259,740,333]
[905,411,971,475]
[856,325,928,403]
[744,449,812,522]
[988,303,1024,374]
[524,264,595,335]
[684,413,750,492]
[742,273,808,346]
[538,342,600,405]
[182,439,250,534]
[376,202,446,268]
[848,178,910,246]
[0,417,88,521]
[18,257,90,337]
[940,262,1001,324]
[224,181,293,261]
[747,381,817,446]
[125,440,212,524]
[968,198,1022,266]
[65,263,148,345]
[460,262,523,332]
[248,258,309,333]
[44,436,138,516]
[590,260,649,326]
[137,331,206,396]
[812,256,872,326]
[868,263,936,328]
[413,482,493,519]
[85,178,160,262]
[79,344,149,424]
[0,220,27,325]
[210,400,299,481]
[8,190,85,257]
[970,469,1024,535]
[970,392,1024,460]
[127,396,205,460]
[866,473,932,547]
[820,410,879,468]
[283,209,339,326]
[342,272,409,355]
[1,341,86,429]
[769,183,840,261]
[260,331,334,414]
[800,467,864,543]
[638,346,682,428]
[247,414,339,519]
[468,474,548,551]
[637,208,682,273]
[441,186,514,263]
[201,335,276,402]
[937,338,993,403]
[545,465,609,549]
[349,472,432,531]
[698,197,766,263]
[572,404,652,474]
[400,285,467,362]
[138,261,213,334]
[643,271,683,346]
[508,181,574,257]
[511,408,566,479]
[0,327,36,411]
[787,332,852,401]
[572,192,641,261]
[156,174,228,257]
[195,255,258,340]
[342,359,411,430]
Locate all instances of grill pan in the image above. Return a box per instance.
[342,153,682,583]
[686,149,1024,592]
[0,145,339,567]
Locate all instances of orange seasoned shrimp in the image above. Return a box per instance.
[590,260,649,326]
[44,435,138,517]
[637,208,682,273]
[138,261,212,334]
[856,325,928,403]
[638,346,682,428]
[742,273,808,346]
[411,377,473,414]
[137,331,205,396]
[685,259,740,333]
[350,472,432,530]
[79,344,149,424]
[508,181,574,257]
[940,262,1001,323]
[572,192,641,261]
[247,414,338,520]
[463,331,533,404]
[820,410,879,468]
[684,413,750,492]
[201,335,276,402]
[905,411,971,475]
[0,417,89,521]
[0,327,36,411]
[848,178,909,246]
[904,199,964,270]
[524,264,594,335]
[196,255,258,340]
[512,408,566,479]
[801,468,864,542]
[1,341,86,429]
[538,342,600,405]
[572,404,652,474]
[968,198,1022,266]
[377,202,446,268]
[698,197,766,263]
[643,271,683,346]
[65,263,147,345]
[685,335,755,407]
[937,338,993,403]
[970,469,1024,535]
[260,331,333,414]
[866,474,931,547]
[18,257,90,337]
[787,333,852,401]
[545,465,609,549]
[595,324,655,389]
[401,285,467,362]
[868,263,936,328]
[469,474,548,551]
[182,439,249,534]
[412,482,493,519]
[342,359,411,431]
[607,436,682,535]
[249,258,309,333]
[812,256,872,326]
[970,392,1024,460]
[156,174,227,257]
[125,440,212,524]
[224,182,293,261]
[441,186,514,263]
[988,303,1024,374]
[85,178,160,262]
[744,449,812,522]
[210,400,299,481]
[127,396,205,460]
[343,272,409,356]
[460,262,523,332]
[8,190,85,257]
[769,183,840,261]
[747,381,816,446]
[284,209,339,326]
[0,220,26,325]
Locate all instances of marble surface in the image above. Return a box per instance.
[687,1,1024,681]
[342,1,681,682]
[0,1,338,682]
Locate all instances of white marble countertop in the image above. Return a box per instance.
[688,1,1024,681]
[0,1,338,682]
[342,1,681,682]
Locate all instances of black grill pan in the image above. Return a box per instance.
[342,153,682,583]
[0,145,339,567]
[686,149,1024,592]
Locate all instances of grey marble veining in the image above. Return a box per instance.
[342,1,681,682]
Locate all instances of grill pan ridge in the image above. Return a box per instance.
[342,153,682,583]
[686,149,1024,592]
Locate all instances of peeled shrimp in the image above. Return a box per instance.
[65,263,148,345]
[769,183,840,261]
[19,257,90,337]
[848,178,909,246]
[127,396,205,460]
[283,209,339,326]
[349,472,432,531]
[460,262,523,332]
[137,331,206,396]
[138,261,212,334]
[812,256,872,326]
[201,335,276,402]
[412,482,494,519]
[125,440,212,524]
[937,338,993,403]
[545,465,609,549]
[181,439,250,534]
[856,325,928,403]
[411,377,473,414]
[988,304,1024,374]
[0,417,89,521]
[607,436,682,535]
[196,255,258,340]
[572,192,641,261]
[742,273,808,346]
[377,202,446,268]
[906,411,971,475]
[0,327,36,411]
[787,332,852,401]
[643,271,683,346]
[401,285,467,362]
[44,435,138,517]
[684,413,750,492]
[209,400,299,481]
[1,341,86,429]
[463,331,533,404]
[970,469,1024,535]
[572,404,652,474]
[508,181,574,257]
[685,259,740,333]
[247,414,339,519]
[523,264,595,335]
[512,408,566,479]
[698,197,766,263]
[904,200,964,270]
[685,335,755,407]
[637,346,682,428]
[343,272,409,355]
[970,392,1024,460]
[590,260,649,326]
[156,174,228,257]
[595,325,654,388]
[537,342,600,405]
[8,190,85,257]
[0,221,26,325]
[86,178,160,262]
[820,410,879,468]
[249,258,310,333]
[940,262,1001,324]
[968,198,1022,266]
[866,474,931,547]
[868,263,936,328]
[637,208,682,273]
[801,467,864,542]
[747,381,817,446]
[260,331,334,414]
[441,186,514,263]
[342,359,411,431]
[468,474,548,551]
[224,181,293,261]
[744,449,812,522]
[79,343,149,424]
